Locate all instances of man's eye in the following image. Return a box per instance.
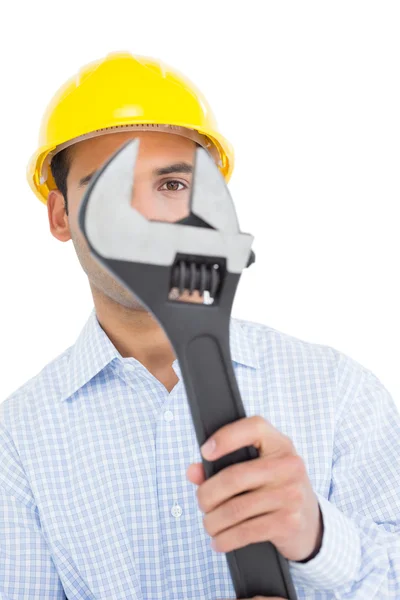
[159,180,188,192]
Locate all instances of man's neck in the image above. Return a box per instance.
[92,287,177,373]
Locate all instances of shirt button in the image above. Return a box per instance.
[164,410,174,422]
[171,502,182,518]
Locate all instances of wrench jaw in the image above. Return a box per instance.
[78,137,255,315]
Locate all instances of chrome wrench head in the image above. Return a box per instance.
[78,138,255,276]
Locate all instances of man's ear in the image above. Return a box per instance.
[47,190,71,242]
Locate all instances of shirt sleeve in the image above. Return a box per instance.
[290,361,400,598]
[0,421,66,599]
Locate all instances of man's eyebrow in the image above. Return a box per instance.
[78,171,97,188]
[78,162,193,189]
[153,162,193,176]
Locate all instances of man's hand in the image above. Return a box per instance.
[186,415,323,563]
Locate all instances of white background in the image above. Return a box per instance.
[0,1,399,406]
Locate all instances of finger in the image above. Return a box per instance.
[203,485,286,537]
[196,454,303,513]
[209,509,288,554]
[186,462,206,485]
[201,415,295,462]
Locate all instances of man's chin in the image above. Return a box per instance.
[88,279,146,311]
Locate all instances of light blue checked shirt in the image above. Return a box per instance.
[1,307,399,599]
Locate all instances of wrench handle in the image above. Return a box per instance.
[92,257,298,598]
[174,322,298,600]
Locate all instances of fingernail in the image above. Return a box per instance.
[201,438,216,457]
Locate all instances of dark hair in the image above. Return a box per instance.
[49,147,72,215]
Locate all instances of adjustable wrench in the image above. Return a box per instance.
[78,138,297,599]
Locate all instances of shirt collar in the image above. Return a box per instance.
[60,307,260,402]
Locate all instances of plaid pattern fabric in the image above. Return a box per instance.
[0,306,399,599]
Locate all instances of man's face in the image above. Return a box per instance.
[48,130,203,310]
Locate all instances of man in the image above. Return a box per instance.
[0,51,399,600]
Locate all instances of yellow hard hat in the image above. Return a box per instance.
[26,50,235,205]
